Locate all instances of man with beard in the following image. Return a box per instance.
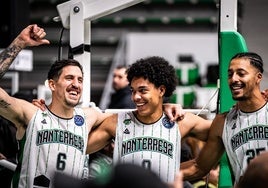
[180,52,268,186]
[0,58,115,188]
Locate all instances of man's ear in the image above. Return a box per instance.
[159,85,166,97]
[257,72,263,84]
[48,79,55,91]
[258,72,263,79]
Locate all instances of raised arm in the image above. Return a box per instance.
[0,87,36,128]
[180,114,226,181]
[0,24,49,78]
[0,24,48,126]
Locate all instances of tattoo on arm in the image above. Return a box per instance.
[0,44,22,79]
[0,100,10,108]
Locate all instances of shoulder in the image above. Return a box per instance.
[180,112,207,125]
[16,98,38,115]
[177,112,205,131]
[82,106,106,117]
[104,113,118,121]
[213,112,228,122]
[82,107,112,128]
[15,99,38,127]
[98,113,118,135]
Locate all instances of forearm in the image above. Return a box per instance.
[0,38,23,79]
[0,24,49,79]
[180,159,208,182]
[86,130,111,154]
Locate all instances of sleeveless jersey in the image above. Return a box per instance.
[222,102,268,183]
[113,111,181,183]
[12,107,88,188]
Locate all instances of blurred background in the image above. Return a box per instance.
[0,0,267,111]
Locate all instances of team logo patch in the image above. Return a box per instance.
[162,117,174,129]
[42,112,48,117]
[123,119,131,125]
[74,115,84,126]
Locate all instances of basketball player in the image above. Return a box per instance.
[0,58,116,187]
[180,52,268,186]
[0,25,113,188]
[86,56,212,183]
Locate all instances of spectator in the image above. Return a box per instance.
[108,65,135,109]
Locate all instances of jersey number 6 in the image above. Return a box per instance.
[57,153,67,171]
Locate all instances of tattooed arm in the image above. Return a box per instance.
[0,24,49,78]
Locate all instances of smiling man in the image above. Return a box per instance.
[0,59,112,188]
[87,56,211,184]
[180,52,268,186]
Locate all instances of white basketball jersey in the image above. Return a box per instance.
[13,107,88,188]
[113,111,181,183]
[222,103,268,183]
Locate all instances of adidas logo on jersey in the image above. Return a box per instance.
[41,119,47,124]
[123,128,130,134]
[231,123,236,129]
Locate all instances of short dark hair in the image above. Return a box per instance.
[126,56,177,97]
[231,52,264,73]
[47,59,84,81]
[116,65,127,70]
